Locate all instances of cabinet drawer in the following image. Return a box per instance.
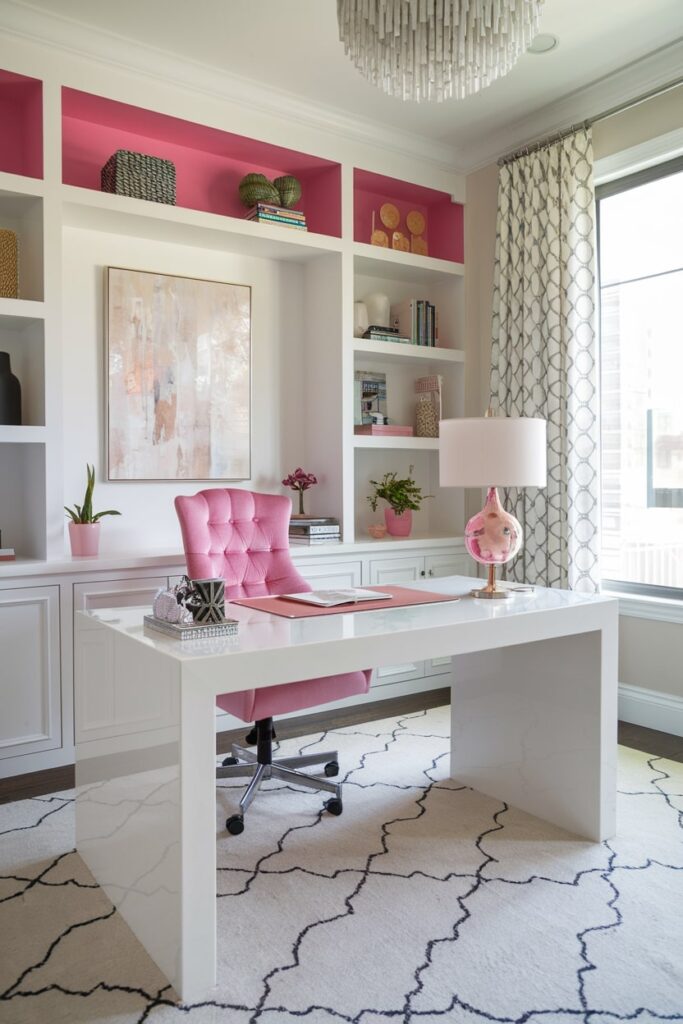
[0,586,61,759]
[73,577,169,613]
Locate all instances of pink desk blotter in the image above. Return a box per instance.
[229,585,461,619]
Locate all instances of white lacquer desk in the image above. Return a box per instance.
[74,577,618,1001]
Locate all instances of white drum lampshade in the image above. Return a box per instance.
[439,416,547,598]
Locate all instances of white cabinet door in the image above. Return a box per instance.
[367,554,426,585]
[366,555,425,685]
[423,550,466,674]
[73,577,169,613]
[294,558,363,589]
[424,550,468,579]
[0,585,61,760]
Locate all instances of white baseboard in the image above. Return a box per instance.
[618,682,683,739]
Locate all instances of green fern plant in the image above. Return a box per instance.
[65,464,121,524]
[367,466,431,516]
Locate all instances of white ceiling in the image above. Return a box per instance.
[5,0,683,171]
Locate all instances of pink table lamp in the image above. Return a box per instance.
[439,413,547,599]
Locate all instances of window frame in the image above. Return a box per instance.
[596,155,683,603]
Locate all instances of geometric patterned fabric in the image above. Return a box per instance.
[490,126,599,591]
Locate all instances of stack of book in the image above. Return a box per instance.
[361,325,412,345]
[246,203,307,231]
[390,298,438,346]
[289,516,341,545]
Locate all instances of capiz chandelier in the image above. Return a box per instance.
[337,0,544,102]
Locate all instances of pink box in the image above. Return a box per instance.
[354,424,414,436]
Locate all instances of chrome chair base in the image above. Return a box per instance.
[215,723,343,835]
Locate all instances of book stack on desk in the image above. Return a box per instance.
[143,614,239,641]
[289,516,341,545]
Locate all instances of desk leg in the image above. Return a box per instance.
[75,628,217,1002]
[449,629,617,841]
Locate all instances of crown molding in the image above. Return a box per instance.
[456,39,683,173]
[0,0,460,171]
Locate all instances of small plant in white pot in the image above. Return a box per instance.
[65,464,121,556]
[367,466,430,538]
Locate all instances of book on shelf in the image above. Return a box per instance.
[354,424,414,436]
[289,516,339,525]
[143,614,239,641]
[390,298,438,346]
[289,535,342,545]
[361,329,413,345]
[246,203,306,220]
[281,588,391,607]
[354,369,387,426]
[247,213,308,230]
[0,548,16,561]
[289,523,341,536]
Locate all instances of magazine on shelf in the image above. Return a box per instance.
[354,369,387,425]
[143,614,239,640]
[280,588,392,607]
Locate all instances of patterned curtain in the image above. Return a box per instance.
[490,126,599,592]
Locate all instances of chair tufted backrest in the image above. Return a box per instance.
[174,489,311,599]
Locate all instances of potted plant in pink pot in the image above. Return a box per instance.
[65,464,121,556]
[367,466,430,538]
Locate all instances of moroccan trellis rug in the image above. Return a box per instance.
[1,706,682,1023]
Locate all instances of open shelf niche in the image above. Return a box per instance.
[62,88,342,237]
[350,216,465,542]
[0,189,44,302]
[353,168,464,264]
[0,313,45,426]
[0,70,43,180]
[0,443,46,559]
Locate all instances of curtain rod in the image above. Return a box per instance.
[498,76,683,167]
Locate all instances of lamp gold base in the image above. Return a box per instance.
[471,564,511,600]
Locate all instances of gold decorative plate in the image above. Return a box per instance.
[406,210,426,236]
[379,202,400,229]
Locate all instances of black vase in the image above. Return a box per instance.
[0,352,21,426]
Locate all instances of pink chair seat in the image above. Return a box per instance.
[175,488,372,723]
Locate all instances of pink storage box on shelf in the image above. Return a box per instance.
[354,425,414,436]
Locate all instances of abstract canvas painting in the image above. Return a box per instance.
[106,267,251,480]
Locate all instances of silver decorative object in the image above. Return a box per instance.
[337,0,544,102]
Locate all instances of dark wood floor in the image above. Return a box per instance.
[1,687,681,805]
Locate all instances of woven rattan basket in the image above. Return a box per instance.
[0,229,18,299]
[101,150,176,205]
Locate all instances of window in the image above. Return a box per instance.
[597,158,683,600]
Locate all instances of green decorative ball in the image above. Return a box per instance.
[238,173,280,208]
[274,175,302,209]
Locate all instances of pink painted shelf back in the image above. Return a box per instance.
[354,168,464,264]
[0,70,43,179]
[61,88,342,237]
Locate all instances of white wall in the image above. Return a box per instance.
[62,228,306,553]
[464,87,683,710]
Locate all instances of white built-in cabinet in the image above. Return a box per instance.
[0,539,467,779]
[0,584,61,761]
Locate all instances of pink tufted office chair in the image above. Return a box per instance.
[174,488,372,835]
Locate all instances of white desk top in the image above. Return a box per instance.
[79,576,617,671]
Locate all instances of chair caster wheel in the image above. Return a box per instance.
[226,814,245,835]
[222,756,239,767]
[325,798,343,816]
[324,760,339,777]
